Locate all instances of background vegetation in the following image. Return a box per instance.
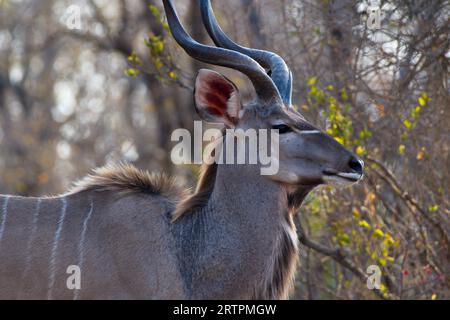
[0,0,448,299]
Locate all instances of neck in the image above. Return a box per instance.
[171,164,311,299]
[211,164,286,221]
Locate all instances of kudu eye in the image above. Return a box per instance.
[272,124,292,134]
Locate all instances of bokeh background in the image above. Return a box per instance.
[0,0,448,299]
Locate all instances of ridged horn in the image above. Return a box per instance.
[200,0,293,106]
[162,0,282,106]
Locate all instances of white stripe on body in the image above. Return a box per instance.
[47,197,68,299]
[74,198,94,300]
[0,196,11,249]
[20,199,42,288]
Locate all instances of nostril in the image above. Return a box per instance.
[348,157,363,174]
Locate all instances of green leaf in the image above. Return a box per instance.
[309,86,318,96]
[148,4,160,17]
[428,204,439,213]
[338,233,351,246]
[341,88,348,102]
[125,68,139,77]
[411,106,421,118]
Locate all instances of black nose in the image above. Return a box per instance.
[348,157,363,174]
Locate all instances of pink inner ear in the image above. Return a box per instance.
[208,79,234,98]
[204,93,227,115]
[195,70,240,125]
[201,79,234,115]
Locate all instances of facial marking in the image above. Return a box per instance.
[298,130,320,134]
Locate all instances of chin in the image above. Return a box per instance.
[271,171,324,187]
[322,173,363,187]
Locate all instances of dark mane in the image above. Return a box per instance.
[171,162,217,221]
[171,128,225,221]
[69,163,185,201]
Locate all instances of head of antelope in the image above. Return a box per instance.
[164,0,364,188]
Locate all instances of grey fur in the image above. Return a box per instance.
[0,163,299,299]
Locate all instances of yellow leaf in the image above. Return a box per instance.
[416,147,426,161]
[411,106,421,118]
[309,86,318,95]
[356,145,365,155]
[359,220,371,229]
[338,233,351,246]
[153,58,163,70]
[385,233,395,245]
[148,4,160,16]
[431,294,437,300]
[352,208,360,218]
[341,89,348,102]
[125,68,139,77]
[373,228,384,238]
[378,258,387,266]
[418,96,426,107]
[335,112,344,122]
[334,136,344,145]
[307,77,317,86]
[403,119,412,129]
[168,71,177,80]
[398,144,405,155]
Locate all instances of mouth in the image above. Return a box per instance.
[322,169,363,185]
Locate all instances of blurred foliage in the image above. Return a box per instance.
[127,4,179,85]
[298,77,447,299]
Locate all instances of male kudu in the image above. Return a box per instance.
[0,0,363,299]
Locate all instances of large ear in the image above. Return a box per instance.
[194,69,241,127]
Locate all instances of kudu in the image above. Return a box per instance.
[0,0,364,299]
